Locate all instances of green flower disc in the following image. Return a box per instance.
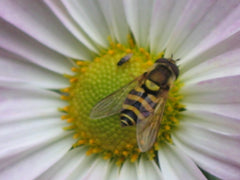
[61,42,185,164]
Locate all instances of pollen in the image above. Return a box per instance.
[61,87,70,93]
[164,125,171,130]
[73,133,80,139]
[104,154,112,160]
[70,77,78,83]
[114,149,120,155]
[60,40,185,165]
[139,48,145,53]
[80,68,87,73]
[146,60,153,66]
[130,154,139,162]
[116,43,122,48]
[89,139,95,144]
[108,50,115,55]
[86,149,94,156]
[94,57,101,63]
[60,95,69,100]
[71,67,78,72]
[77,139,86,145]
[126,48,132,53]
[76,61,88,66]
[122,151,129,157]
[62,106,70,112]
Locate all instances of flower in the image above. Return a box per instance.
[0,0,240,180]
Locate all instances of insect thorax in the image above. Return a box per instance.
[144,64,172,92]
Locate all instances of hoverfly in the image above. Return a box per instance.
[117,53,133,66]
[90,58,179,152]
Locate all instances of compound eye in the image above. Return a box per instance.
[145,79,160,91]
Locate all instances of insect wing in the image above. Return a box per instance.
[136,96,167,152]
[90,78,140,119]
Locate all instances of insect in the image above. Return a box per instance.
[117,53,133,66]
[90,58,179,152]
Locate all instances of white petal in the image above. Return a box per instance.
[179,2,240,71]
[173,125,240,180]
[0,134,74,180]
[0,0,91,59]
[39,148,105,180]
[61,0,110,48]
[119,160,137,180]
[0,117,66,141]
[0,86,65,123]
[181,75,240,104]
[97,0,129,45]
[181,110,240,135]
[0,118,69,168]
[37,147,89,180]
[44,0,99,54]
[185,103,240,120]
[104,161,121,180]
[149,0,188,54]
[164,0,217,57]
[138,155,162,180]
[66,154,105,180]
[81,158,110,180]
[0,49,69,89]
[0,19,73,74]
[123,0,154,48]
[158,144,206,180]
[181,48,240,83]
[180,30,240,73]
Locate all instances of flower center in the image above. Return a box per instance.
[60,41,185,164]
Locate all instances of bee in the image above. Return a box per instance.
[90,58,179,152]
[117,53,133,66]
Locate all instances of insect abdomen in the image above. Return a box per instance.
[120,109,137,126]
[120,87,157,127]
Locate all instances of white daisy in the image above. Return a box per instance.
[0,0,240,180]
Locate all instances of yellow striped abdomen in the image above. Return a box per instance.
[120,87,158,127]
